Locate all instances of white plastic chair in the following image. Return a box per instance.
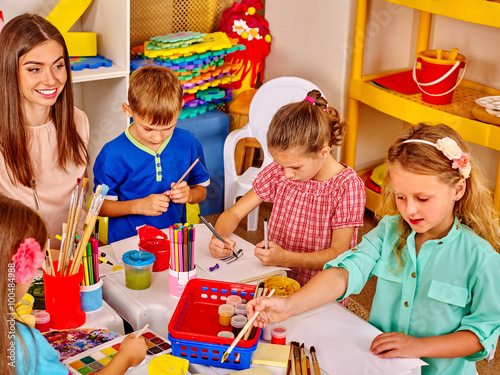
[223,77,320,231]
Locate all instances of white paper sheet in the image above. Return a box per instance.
[279,303,427,375]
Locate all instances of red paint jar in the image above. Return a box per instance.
[271,325,287,345]
[34,311,51,332]
[140,243,170,272]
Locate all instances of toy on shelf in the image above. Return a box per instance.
[131,31,246,119]
[219,0,271,96]
[70,55,112,71]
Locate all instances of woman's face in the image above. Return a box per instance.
[18,40,67,116]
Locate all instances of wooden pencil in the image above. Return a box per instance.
[175,156,201,185]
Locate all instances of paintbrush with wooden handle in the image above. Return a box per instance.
[310,346,321,375]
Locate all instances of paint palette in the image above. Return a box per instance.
[63,328,171,374]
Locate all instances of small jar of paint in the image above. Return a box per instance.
[122,250,156,290]
[234,303,247,316]
[226,295,243,307]
[231,314,247,336]
[271,325,287,345]
[217,330,235,339]
[20,314,36,328]
[34,311,51,332]
[218,304,234,326]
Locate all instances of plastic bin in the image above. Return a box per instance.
[168,278,262,369]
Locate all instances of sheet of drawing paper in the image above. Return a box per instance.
[278,303,427,375]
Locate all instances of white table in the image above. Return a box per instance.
[100,224,287,337]
[80,301,125,334]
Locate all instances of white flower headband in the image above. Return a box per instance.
[403,137,471,179]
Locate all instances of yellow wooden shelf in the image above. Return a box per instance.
[385,0,500,28]
[349,73,500,151]
[357,169,382,213]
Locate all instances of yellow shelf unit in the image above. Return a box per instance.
[345,0,500,211]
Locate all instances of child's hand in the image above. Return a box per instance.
[254,241,286,266]
[166,181,190,204]
[137,194,170,216]
[370,332,423,359]
[209,236,236,258]
[246,295,291,328]
[100,333,147,374]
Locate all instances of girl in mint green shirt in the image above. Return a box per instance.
[247,123,500,375]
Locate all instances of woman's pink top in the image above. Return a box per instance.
[0,107,89,247]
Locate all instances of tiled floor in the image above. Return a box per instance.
[203,203,499,374]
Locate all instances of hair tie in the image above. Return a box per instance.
[304,96,315,104]
[403,137,471,179]
[304,96,329,112]
[12,238,44,284]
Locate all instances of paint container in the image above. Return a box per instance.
[139,242,170,272]
[80,279,103,312]
[43,261,86,329]
[262,322,275,341]
[122,250,155,290]
[19,314,36,328]
[226,295,243,307]
[34,311,51,332]
[217,330,235,339]
[168,267,197,298]
[231,314,248,336]
[271,325,287,345]
[234,303,247,316]
[218,304,234,326]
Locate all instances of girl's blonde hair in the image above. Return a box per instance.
[378,123,500,269]
[128,65,183,126]
[0,195,48,375]
[0,14,88,187]
[267,89,345,155]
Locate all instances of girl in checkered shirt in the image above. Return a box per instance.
[209,90,366,290]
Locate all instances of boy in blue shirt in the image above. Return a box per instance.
[93,66,210,243]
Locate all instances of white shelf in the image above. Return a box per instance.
[72,65,129,84]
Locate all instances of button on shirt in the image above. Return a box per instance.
[325,215,500,375]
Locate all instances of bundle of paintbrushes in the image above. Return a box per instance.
[58,180,109,277]
[169,223,195,272]
[287,342,320,375]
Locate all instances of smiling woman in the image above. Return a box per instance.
[0,13,89,247]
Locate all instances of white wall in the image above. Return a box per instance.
[265,0,500,187]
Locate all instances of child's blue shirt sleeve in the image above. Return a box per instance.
[15,323,69,375]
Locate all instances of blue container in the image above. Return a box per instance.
[168,333,258,370]
[80,279,103,312]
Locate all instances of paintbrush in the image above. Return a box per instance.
[306,356,311,375]
[290,342,297,375]
[264,218,268,249]
[286,343,293,375]
[221,288,275,363]
[30,180,42,217]
[243,282,264,340]
[136,323,149,337]
[300,343,307,375]
[292,342,301,375]
[310,346,321,375]
[175,156,201,185]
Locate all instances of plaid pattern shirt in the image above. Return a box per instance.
[253,162,366,287]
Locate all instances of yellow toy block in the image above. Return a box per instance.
[46,0,97,57]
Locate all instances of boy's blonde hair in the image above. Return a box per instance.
[267,89,345,156]
[128,65,183,125]
[378,123,500,270]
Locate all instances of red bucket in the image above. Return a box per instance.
[139,242,170,272]
[413,49,466,105]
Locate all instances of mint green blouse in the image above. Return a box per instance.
[325,215,500,375]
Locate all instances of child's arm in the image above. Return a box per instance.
[247,266,349,327]
[97,334,147,374]
[208,189,263,258]
[370,330,483,359]
[254,226,355,269]
[98,194,170,217]
[166,182,206,204]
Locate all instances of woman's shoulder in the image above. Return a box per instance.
[73,107,90,138]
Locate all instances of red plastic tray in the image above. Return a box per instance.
[168,278,261,348]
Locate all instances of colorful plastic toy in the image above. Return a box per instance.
[70,55,112,71]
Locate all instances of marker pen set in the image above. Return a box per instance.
[169,223,195,272]
[168,223,197,298]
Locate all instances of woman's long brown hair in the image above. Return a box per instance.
[0,13,88,187]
